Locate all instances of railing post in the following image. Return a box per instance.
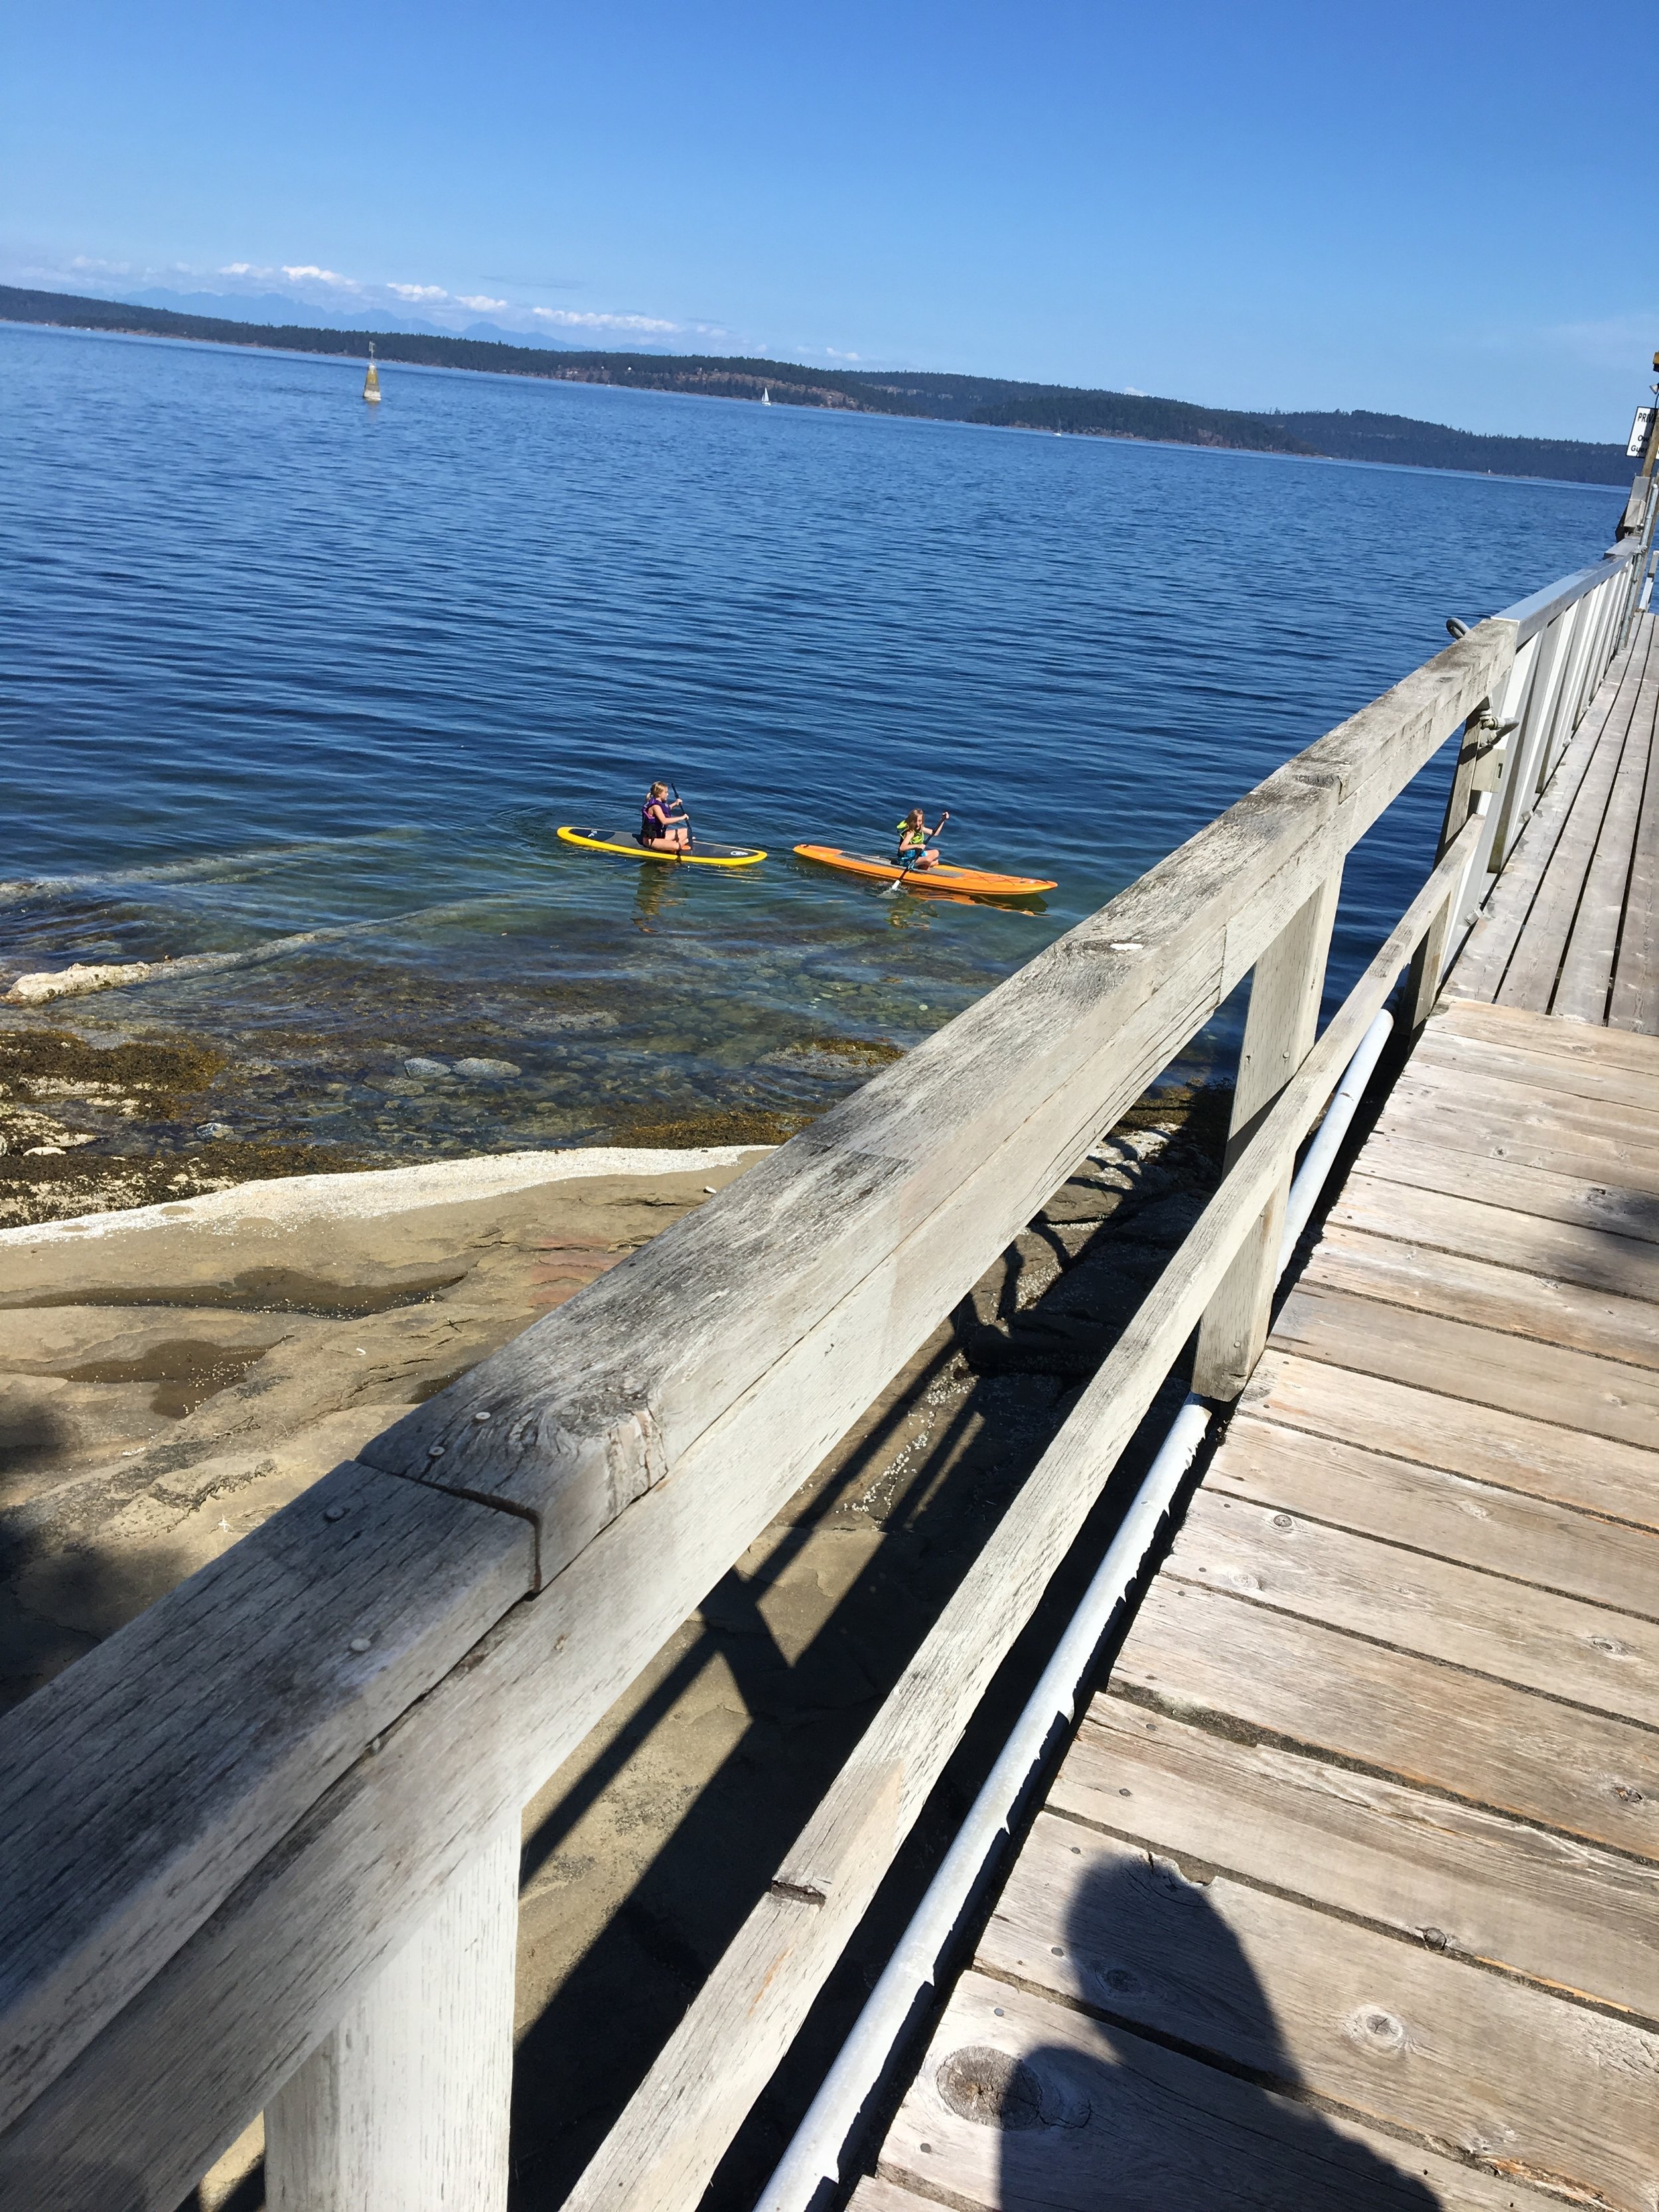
[265,1819,518,2212]
[1191,867,1342,1402]
[1403,692,1500,1032]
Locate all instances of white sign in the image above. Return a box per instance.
[1628,406,1654,459]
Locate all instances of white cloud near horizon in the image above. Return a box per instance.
[457,293,508,311]
[389,281,448,301]
[533,305,678,332]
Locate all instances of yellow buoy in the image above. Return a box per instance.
[363,341,382,405]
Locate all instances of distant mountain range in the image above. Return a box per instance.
[0,283,1631,486]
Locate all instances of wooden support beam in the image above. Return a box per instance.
[1192,868,1341,1400]
[265,1820,518,2212]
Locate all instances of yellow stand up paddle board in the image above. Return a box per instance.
[557,827,766,867]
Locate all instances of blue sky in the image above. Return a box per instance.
[1,0,1648,440]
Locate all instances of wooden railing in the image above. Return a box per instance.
[0,536,1645,2212]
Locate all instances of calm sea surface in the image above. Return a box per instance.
[0,321,1622,1159]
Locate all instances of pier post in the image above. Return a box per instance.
[1192,869,1341,1401]
[265,1819,518,2212]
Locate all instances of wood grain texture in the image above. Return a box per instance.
[0,1460,534,2137]
[1411,1010,1659,1116]
[1269,1282,1659,1451]
[1385,1058,1659,1156]
[1301,1224,1659,1366]
[977,1816,1659,2211]
[1371,1091,1659,1203]
[1169,1491,1659,1724]
[1497,678,1634,1015]
[1194,869,1341,1400]
[845,2181,934,2212]
[1054,1700,1659,2018]
[265,1820,516,2212]
[879,1970,1563,2212]
[1611,616,1659,1037]
[1451,628,1630,1005]
[1352,1133,1659,1246]
[1212,1414,1659,1619]
[1555,630,1656,1024]
[1114,1578,1659,1858]
[1240,1350,1659,1530]
[1327,1174,1659,1305]
[1433,993,1659,1076]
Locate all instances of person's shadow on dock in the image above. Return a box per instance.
[941,1854,1443,2210]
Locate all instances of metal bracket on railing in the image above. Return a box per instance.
[1462,713,1518,792]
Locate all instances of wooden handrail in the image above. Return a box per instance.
[0,614,1524,2207]
[562,816,1488,2212]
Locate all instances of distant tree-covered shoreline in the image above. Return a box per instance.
[0,284,1630,486]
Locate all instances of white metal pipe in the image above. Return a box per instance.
[1277,1009,1394,1272]
[753,1394,1213,2212]
[755,1007,1396,2212]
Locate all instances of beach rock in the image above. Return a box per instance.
[453,1057,521,1080]
[402,1056,451,1078]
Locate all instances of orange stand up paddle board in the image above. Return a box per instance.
[793,845,1055,900]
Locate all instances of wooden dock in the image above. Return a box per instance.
[863,621,1659,2207]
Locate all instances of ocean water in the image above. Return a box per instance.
[0,321,1623,1161]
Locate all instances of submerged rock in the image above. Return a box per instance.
[402,1056,451,1078]
[453,1057,521,1080]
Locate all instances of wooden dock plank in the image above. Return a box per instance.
[1380,1057,1659,1159]
[1496,637,1642,1015]
[1169,1491,1659,1728]
[975,1817,1659,2211]
[1301,1223,1659,1366]
[1270,1281,1659,1451]
[1212,1415,1659,1619]
[1411,1019,1659,1113]
[1114,1578,1659,1858]
[1241,1350,1659,1530]
[1611,621,1659,1037]
[879,1970,1567,2212]
[1373,1085,1659,1193]
[1388,1053,1659,1149]
[1052,1700,1659,2018]
[1435,991,1659,1074]
[1451,627,1644,1008]
[1352,1133,1659,1246]
[1327,1175,1659,1305]
[871,781,1659,2210]
[1555,635,1659,1023]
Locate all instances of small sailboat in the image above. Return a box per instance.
[761,386,771,406]
[362,342,382,406]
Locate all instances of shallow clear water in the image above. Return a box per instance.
[0,321,1622,1158]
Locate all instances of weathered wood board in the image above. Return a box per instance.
[873,963,1659,2212]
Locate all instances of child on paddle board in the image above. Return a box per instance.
[896,807,949,871]
[640,782,691,853]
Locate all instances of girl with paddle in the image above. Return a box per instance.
[639,782,692,854]
[896,806,950,872]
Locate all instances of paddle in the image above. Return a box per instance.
[882,809,951,894]
[670,780,695,857]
